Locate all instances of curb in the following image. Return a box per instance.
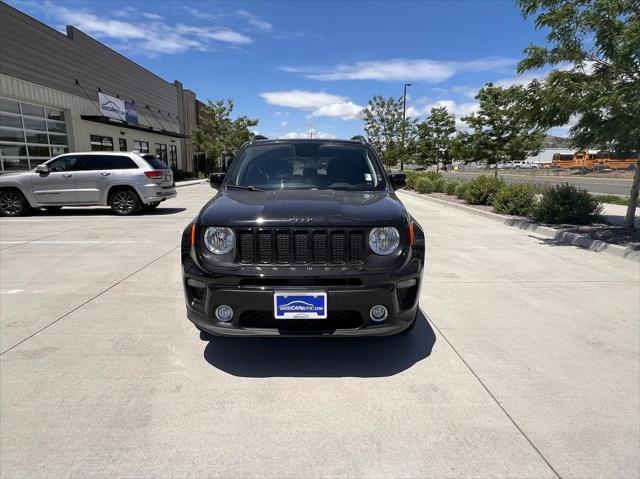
[175,179,207,188]
[398,190,640,263]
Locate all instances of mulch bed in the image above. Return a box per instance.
[424,192,640,250]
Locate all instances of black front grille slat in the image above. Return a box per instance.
[294,231,310,263]
[312,231,328,263]
[257,231,273,263]
[239,232,254,263]
[349,231,364,261]
[330,231,346,263]
[237,228,365,264]
[276,232,291,263]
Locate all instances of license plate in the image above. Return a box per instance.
[274,292,327,319]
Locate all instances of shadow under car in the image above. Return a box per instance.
[202,310,436,378]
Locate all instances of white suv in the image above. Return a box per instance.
[0,151,176,216]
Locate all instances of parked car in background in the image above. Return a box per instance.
[182,137,425,337]
[0,151,176,216]
[510,160,538,169]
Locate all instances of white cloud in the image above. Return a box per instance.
[261,90,347,109]
[280,120,288,127]
[176,25,252,45]
[142,12,163,20]
[38,1,253,55]
[281,56,516,83]
[310,101,362,121]
[237,10,272,32]
[260,90,363,121]
[281,129,336,139]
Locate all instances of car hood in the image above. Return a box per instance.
[199,189,408,227]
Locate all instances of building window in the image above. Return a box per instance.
[169,144,178,169]
[119,138,127,151]
[155,143,167,163]
[90,135,114,151]
[0,97,69,171]
[134,140,149,153]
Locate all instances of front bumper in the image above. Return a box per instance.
[183,259,422,337]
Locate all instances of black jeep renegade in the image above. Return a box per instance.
[181,138,425,336]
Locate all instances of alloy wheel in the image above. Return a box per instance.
[0,191,25,216]
[112,191,137,214]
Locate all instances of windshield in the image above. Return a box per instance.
[225,142,386,191]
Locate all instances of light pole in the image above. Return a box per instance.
[401,82,412,172]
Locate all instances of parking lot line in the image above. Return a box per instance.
[0,245,178,355]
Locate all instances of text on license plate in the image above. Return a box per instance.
[274,292,327,319]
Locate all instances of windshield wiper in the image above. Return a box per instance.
[226,184,263,192]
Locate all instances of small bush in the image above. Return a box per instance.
[461,176,506,205]
[534,183,603,225]
[406,172,420,190]
[424,171,444,182]
[455,181,469,198]
[492,183,537,216]
[445,181,458,195]
[432,177,447,193]
[415,177,435,194]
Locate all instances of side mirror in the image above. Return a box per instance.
[388,173,406,190]
[209,172,225,188]
[35,164,50,174]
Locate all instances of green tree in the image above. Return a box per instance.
[416,106,457,172]
[517,0,640,229]
[360,95,416,170]
[462,84,544,176]
[193,99,259,171]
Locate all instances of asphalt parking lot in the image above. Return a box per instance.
[1,183,638,478]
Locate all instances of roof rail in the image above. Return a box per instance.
[253,135,269,140]
[350,135,366,143]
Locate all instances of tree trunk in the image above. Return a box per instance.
[494,166,498,178]
[624,159,640,230]
[436,162,439,173]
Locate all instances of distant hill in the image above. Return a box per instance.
[542,135,574,149]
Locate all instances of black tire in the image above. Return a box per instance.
[109,188,141,216]
[0,189,29,217]
[44,206,63,213]
[142,201,161,210]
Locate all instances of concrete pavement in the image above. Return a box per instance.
[444,171,634,196]
[1,184,638,478]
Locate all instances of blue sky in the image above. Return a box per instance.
[8,0,558,138]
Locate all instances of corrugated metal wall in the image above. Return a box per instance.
[0,1,200,169]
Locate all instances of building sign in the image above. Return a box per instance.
[98,92,138,124]
[124,100,138,124]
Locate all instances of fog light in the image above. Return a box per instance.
[215,305,233,322]
[370,305,388,322]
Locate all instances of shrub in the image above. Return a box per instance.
[461,176,506,205]
[445,181,458,195]
[534,183,603,225]
[406,171,420,190]
[455,181,469,198]
[415,177,435,194]
[424,171,443,182]
[492,183,537,216]
[432,177,447,193]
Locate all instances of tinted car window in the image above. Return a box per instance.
[47,156,78,172]
[78,155,114,170]
[226,142,385,191]
[111,156,138,169]
[141,154,169,170]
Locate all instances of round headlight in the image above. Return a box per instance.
[204,226,235,255]
[369,227,400,256]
